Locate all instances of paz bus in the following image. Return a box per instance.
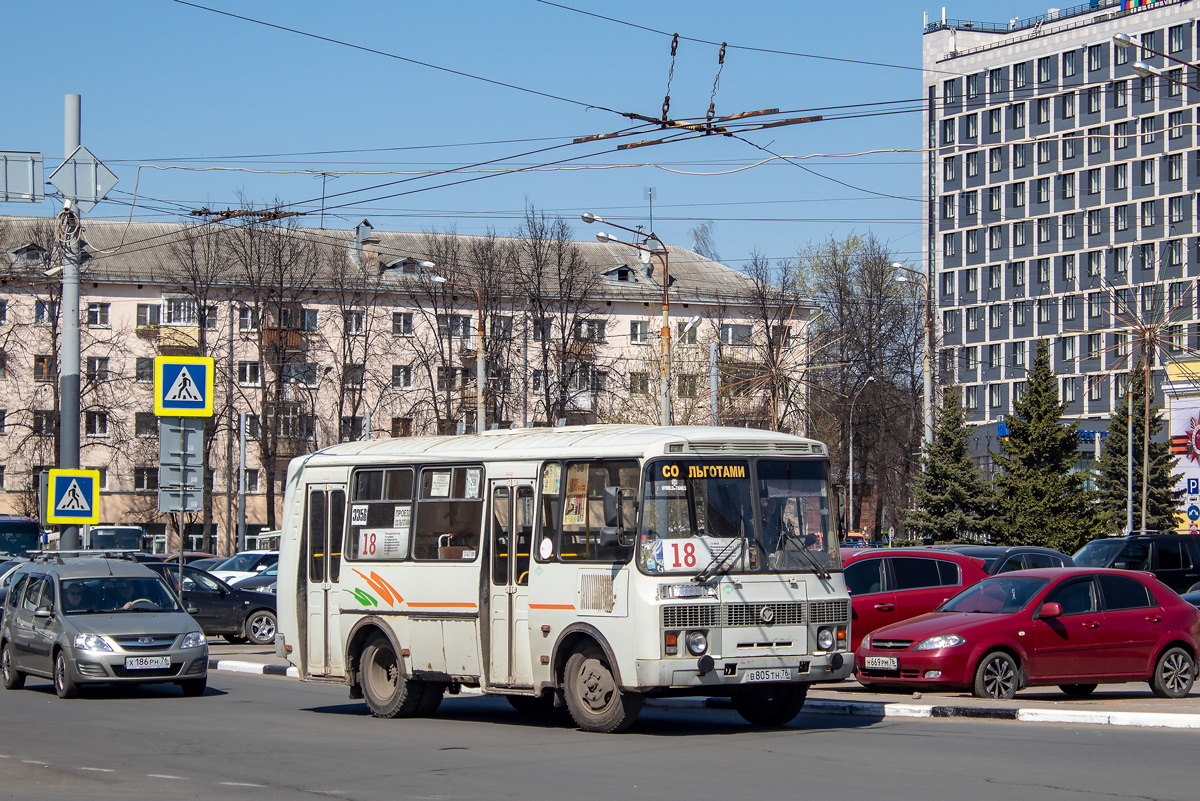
[275,425,852,732]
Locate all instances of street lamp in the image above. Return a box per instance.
[894,262,933,451]
[429,272,486,434]
[848,375,875,541]
[1114,32,1200,90]
[583,212,673,425]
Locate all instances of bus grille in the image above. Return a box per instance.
[579,574,615,613]
[726,602,806,626]
[680,441,823,456]
[808,599,851,624]
[663,605,720,628]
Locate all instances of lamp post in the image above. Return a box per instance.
[894,262,933,451]
[582,213,673,424]
[848,375,875,540]
[430,273,485,434]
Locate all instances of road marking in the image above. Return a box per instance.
[80,767,115,773]
[21,760,49,766]
[146,774,186,780]
[219,782,265,787]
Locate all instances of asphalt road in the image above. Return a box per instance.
[1,671,1197,801]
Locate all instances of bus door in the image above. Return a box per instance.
[488,480,535,686]
[305,484,346,677]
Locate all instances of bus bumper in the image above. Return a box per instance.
[633,651,852,690]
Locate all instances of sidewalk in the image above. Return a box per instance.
[207,642,1200,729]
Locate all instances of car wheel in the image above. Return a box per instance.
[1150,646,1195,699]
[359,635,423,718]
[2,642,25,690]
[1058,683,1097,698]
[972,651,1018,700]
[179,677,207,697]
[563,646,643,733]
[732,684,809,727]
[54,651,79,699]
[246,610,277,645]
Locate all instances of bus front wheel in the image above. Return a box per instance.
[563,646,642,733]
[360,635,423,718]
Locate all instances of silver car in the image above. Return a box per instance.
[0,556,208,698]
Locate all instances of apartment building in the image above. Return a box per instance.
[923,0,1200,471]
[0,215,811,552]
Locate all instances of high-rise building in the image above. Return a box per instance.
[923,0,1198,474]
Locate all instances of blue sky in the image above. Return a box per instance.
[2,0,1012,269]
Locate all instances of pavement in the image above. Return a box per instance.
[207,642,1200,730]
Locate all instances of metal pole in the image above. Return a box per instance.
[238,412,247,552]
[849,376,875,537]
[476,292,485,433]
[658,246,672,426]
[709,343,719,426]
[58,94,82,551]
[923,272,934,450]
[224,291,234,556]
[1126,381,1134,534]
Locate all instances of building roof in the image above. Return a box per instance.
[0,215,791,309]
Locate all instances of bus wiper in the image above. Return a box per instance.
[693,537,743,584]
[778,520,830,580]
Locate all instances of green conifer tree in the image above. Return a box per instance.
[1095,356,1184,534]
[905,386,992,543]
[992,339,1098,552]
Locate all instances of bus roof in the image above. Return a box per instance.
[293,425,826,468]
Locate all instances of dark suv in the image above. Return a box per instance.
[1074,535,1200,593]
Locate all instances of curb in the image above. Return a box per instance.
[206,662,1200,730]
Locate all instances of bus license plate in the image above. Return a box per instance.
[742,668,790,683]
[125,656,171,670]
[864,656,897,670]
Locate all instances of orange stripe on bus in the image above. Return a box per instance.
[529,603,576,610]
[406,602,478,608]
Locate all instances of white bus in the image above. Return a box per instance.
[276,425,852,732]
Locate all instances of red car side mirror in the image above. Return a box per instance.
[1039,602,1062,618]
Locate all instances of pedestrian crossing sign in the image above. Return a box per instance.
[46,469,101,525]
[154,356,215,417]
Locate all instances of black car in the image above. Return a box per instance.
[936,545,1073,574]
[232,563,277,594]
[147,564,277,645]
[1074,534,1200,594]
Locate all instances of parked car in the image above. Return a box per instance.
[146,563,277,645]
[186,557,226,573]
[1074,534,1200,593]
[209,550,278,585]
[0,556,208,698]
[936,545,1074,574]
[842,548,990,651]
[855,568,1200,700]
[161,552,218,565]
[232,563,277,594]
[0,561,22,625]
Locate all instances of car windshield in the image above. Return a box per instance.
[214,553,262,572]
[939,575,1050,614]
[1073,540,1126,567]
[59,576,181,614]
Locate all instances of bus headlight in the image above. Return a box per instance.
[817,628,835,651]
[685,630,709,656]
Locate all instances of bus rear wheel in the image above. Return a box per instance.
[732,683,808,727]
[360,635,423,718]
[563,646,642,733]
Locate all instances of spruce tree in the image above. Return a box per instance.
[905,386,992,543]
[1095,356,1184,534]
[992,339,1098,552]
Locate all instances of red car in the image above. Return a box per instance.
[855,568,1200,699]
[843,549,990,651]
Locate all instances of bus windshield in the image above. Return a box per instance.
[638,458,840,576]
[0,520,41,558]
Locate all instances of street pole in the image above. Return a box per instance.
[657,246,672,426]
[475,293,485,433]
[1126,381,1134,535]
[709,343,719,426]
[238,412,247,552]
[849,376,875,539]
[58,94,82,551]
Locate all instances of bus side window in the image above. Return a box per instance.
[413,466,484,561]
[557,459,638,562]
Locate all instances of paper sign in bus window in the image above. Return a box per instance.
[464,468,481,499]
[429,472,451,497]
[393,505,411,529]
[350,505,368,526]
[358,529,408,559]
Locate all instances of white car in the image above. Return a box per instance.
[209,551,278,585]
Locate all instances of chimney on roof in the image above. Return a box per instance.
[352,219,375,266]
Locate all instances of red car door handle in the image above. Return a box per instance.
[1082,621,1100,629]
[874,603,894,611]
[1146,616,1162,623]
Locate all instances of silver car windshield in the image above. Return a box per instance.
[60,576,181,614]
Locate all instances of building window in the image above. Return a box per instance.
[1087,251,1102,277]
[1170,195,1186,224]
[1014,302,1027,327]
[1170,24,1185,52]
[1088,291,1102,318]
[343,363,365,389]
[967,307,981,331]
[1142,200,1157,228]
[1062,378,1077,403]
[1089,44,1103,71]
[1114,121,1129,149]
[630,372,650,394]
[966,230,979,254]
[967,73,981,99]
[942,310,957,334]
[280,363,317,387]
[1012,222,1027,247]
[1062,255,1077,282]
[392,311,413,336]
[1141,76,1155,103]
[1012,182,1025,208]
[0,300,6,325]
[988,187,1002,213]
[1062,50,1077,78]
[134,467,158,492]
[237,361,261,387]
[989,68,1003,93]
[1038,56,1052,83]
[1114,246,1128,273]
[135,411,156,438]
[677,320,699,345]
[136,303,160,329]
[1012,342,1025,369]
[163,297,197,326]
[85,356,110,383]
[1141,117,1157,145]
[1012,103,1025,130]
[1036,258,1050,284]
[85,411,108,437]
[1012,144,1027,168]
[965,385,981,411]
[134,356,153,383]
[343,309,365,336]
[34,354,55,382]
[1115,205,1129,231]
[391,364,413,390]
[943,156,957,182]
[1088,128,1103,156]
[238,306,258,332]
[1086,168,1100,195]
[989,263,1001,290]
[1167,239,1183,268]
[967,151,980,177]
[941,195,955,220]
[943,233,956,257]
[32,410,56,436]
[1168,68,1183,97]
[1063,214,1077,240]
[86,302,109,327]
[574,319,607,342]
[1037,141,1052,165]
[35,300,56,326]
[1168,153,1183,182]
[1170,110,1186,139]
[245,469,260,493]
[1061,173,1075,200]
[0,410,5,434]
[1088,210,1103,236]
[943,79,958,104]
[1063,295,1077,321]
[1088,333,1103,357]
[1114,163,1128,190]
[1013,62,1027,88]
[720,324,753,346]
[989,344,1002,369]
[1038,299,1053,324]
[965,113,978,138]
[630,320,650,344]
[1037,177,1050,203]
[677,375,699,398]
[989,384,1004,410]
[942,119,955,145]
[391,417,414,438]
[438,314,472,338]
[964,190,978,216]
[1061,92,1075,120]
[989,147,1003,173]
[1087,86,1102,114]
[1037,218,1053,244]
[491,316,513,341]
[340,417,363,442]
[1011,261,1025,287]
[942,272,955,297]
[1062,133,1076,160]
[989,305,1003,329]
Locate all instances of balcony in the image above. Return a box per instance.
[158,325,200,355]
[263,327,305,352]
[567,339,596,362]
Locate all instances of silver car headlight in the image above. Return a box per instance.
[181,631,207,649]
[73,633,113,652]
[914,634,965,651]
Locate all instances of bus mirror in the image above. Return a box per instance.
[599,527,621,547]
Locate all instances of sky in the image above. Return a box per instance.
[2,0,1016,271]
